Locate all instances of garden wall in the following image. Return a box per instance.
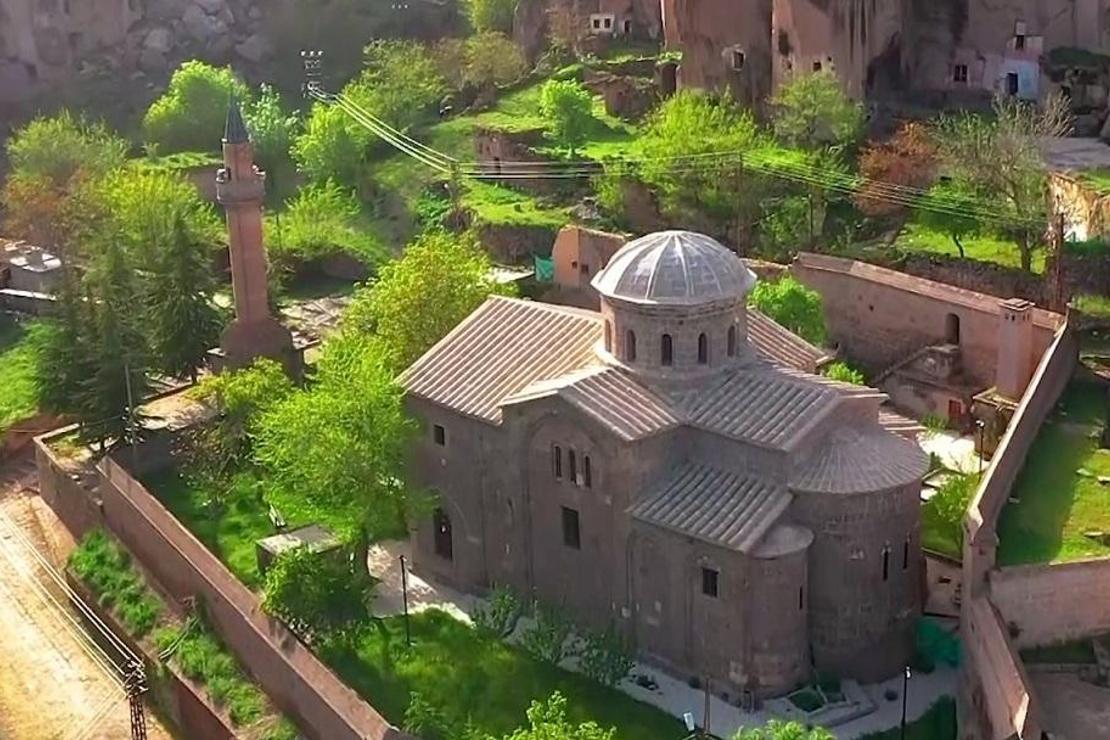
[66,571,237,740]
[990,558,1110,649]
[791,253,1062,386]
[33,431,409,740]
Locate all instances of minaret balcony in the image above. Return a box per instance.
[216,174,266,206]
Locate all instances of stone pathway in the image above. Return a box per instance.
[366,540,957,739]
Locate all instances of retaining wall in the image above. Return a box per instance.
[34,431,408,740]
[991,558,1110,649]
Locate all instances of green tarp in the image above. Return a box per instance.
[533,255,554,283]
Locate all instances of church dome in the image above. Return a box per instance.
[592,230,756,306]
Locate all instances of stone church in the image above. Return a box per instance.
[400,230,927,699]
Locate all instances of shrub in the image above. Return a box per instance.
[770,70,863,151]
[749,275,828,346]
[69,530,163,638]
[291,102,371,187]
[520,601,574,665]
[267,180,384,266]
[403,692,455,740]
[6,111,127,184]
[243,83,300,175]
[169,621,269,728]
[143,61,250,153]
[577,625,634,687]
[463,0,517,33]
[472,584,523,639]
[823,361,866,385]
[350,40,448,131]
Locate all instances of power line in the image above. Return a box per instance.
[311,85,1045,229]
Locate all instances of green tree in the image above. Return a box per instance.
[915,180,981,259]
[499,692,615,740]
[352,40,449,131]
[932,93,1072,271]
[254,334,416,568]
[925,471,979,552]
[539,79,594,157]
[78,237,150,447]
[464,0,518,33]
[770,71,863,152]
[733,720,835,740]
[184,359,295,492]
[36,274,96,418]
[749,275,827,346]
[291,102,371,187]
[342,231,516,370]
[262,546,375,646]
[634,91,768,242]
[465,32,529,88]
[6,111,127,185]
[143,61,251,153]
[145,213,225,382]
[243,83,300,197]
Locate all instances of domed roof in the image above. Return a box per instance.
[591,230,756,305]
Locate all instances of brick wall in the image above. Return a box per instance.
[34,433,407,740]
[991,559,1110,649]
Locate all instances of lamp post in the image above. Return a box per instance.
[900,665,911,740]
[975,418,986,475]
[399,554,412,648]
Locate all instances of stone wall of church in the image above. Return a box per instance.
[787,482,921,681]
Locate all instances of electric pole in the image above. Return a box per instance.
[301,49,325,100]
[126,660,149,740]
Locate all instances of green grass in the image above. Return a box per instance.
[859,697,956,740]
[69,530,164,637]
[998,382,1110,565]
[1075,293,1110,318]
[1020,638,1098,664]
[320,609,683,739]
[894,221,1045,273]
[922,502,962,561]
[143,468,281,588]
[461,181,570,229]
[0,318,46,434]
[1080,168,1110,195]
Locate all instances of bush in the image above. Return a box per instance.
[770,70,863,151]
[143,61,250,154]
[403,692,455,740]
[749,275,828,346]
[267,180,384,266]
[69,530,163,638]
[578,625,634,687]
[539,79,595,156]
[823,361,866,385]
[291,102,371,187]
[520,601,574,665]
[350,40,448,131]
[463,0,517,33]
[1064,237,1109,257]
[170,620,269,728]
[472,584,523,639]
[243,83,300,176]
[6,111,128,184]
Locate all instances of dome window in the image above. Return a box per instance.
[698,333,708,365]
[727,325,737,357]
[625,330,637,361]
[661,334,673,366]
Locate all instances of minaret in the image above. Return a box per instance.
[215,98,296,374]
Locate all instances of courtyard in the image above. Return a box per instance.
[997,381,1110,565]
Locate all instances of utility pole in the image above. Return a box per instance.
[1047,212,1067,313]
[301,49,325,100]
[123,360,138,473]
[126,660,149,740]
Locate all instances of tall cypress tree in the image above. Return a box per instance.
[145,213,224,382]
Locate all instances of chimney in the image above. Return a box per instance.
[995,298,1035,400]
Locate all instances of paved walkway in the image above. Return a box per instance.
[918,430,980,477]
[367,541,957,739]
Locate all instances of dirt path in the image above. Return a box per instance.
[0,458,173,740]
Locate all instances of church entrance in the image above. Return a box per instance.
[433,508,453,561]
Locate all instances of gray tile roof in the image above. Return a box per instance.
[747,308,830,372]
[630,463,791,552]
[790,425,929,494]
[399,296,601,423]
[684,367,839,448]
[505,367,681,441]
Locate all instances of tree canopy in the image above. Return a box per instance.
[497,692,615,740]
[539,79,595,157]
[464,0,518,33]
[770,71,863,152]
[143,61,251,154]
[749,275,827,346]
[915,180,982,259]
[342,231,516,371]
[733,720,835,740]
[855,122,937,218]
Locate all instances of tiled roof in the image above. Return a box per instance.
[505,367,681,441]
[879,407,926,438]
[790,425,929,494]
[399,297,601,423]
[684,366,838,448]
[747,309,830,372]
[630,463,790,552]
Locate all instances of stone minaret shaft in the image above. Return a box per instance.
[216,98,294,373]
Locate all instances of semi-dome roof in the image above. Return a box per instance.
[591,230,756,305]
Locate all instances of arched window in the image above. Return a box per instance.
[945,313,960,345]
[569,449,578,485]
[727,325,737,357]
[604,321,612,352]
[903,538,910,571]
[552,445,562,479]
[882,546,891,582]
[661,334,673,366]
[697,333,708,364]
[433,508,453,561]
[625,330,637,361]
[583,455,592,488]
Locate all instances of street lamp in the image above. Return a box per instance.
[399,554,412,648]
[900,665,911,740]
[975,418,986,475]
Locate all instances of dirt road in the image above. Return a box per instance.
[0,457,173,740]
